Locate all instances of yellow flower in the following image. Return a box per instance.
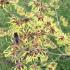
[10,0,19,4]
[16,6,25,16]
[26,12,34,17]
[65,47,70,55]
[48,62,57,70]
[60,16,68,26]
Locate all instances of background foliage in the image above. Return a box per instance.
[0,0,70,70]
